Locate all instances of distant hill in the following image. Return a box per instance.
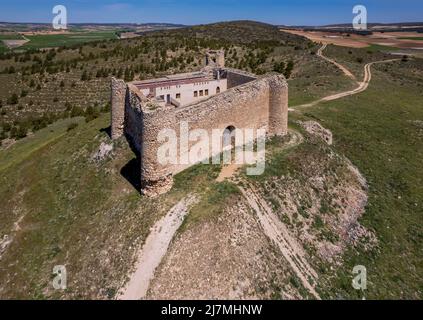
[281,22,423,33]
[153,20,309,44]
[0,22,186,33]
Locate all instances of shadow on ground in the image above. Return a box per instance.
[121,157,141,191]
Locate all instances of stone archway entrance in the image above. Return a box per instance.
[223,125,236,164]
[217,125,241,182]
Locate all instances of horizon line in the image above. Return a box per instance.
[1,19,423,28]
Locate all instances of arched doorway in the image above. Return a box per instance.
[216,86,220,94]
[223,125,236,164]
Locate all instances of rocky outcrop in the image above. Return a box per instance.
[298,120,333,145]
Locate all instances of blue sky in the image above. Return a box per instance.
[0,0,422,25]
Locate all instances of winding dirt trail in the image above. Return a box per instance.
[119,194,199,300]
[239,182,321,299]
[317,43,356,80]
[293,45,400,109]
[221,130,321,298]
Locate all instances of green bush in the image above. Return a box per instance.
[67,123,78,131]
[84,105,100,122]
[7,93,19,105]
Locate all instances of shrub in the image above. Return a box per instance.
[84,105,100,122]
[273,61,285,74]
[101,103,111,113]
[81,70,89,81]
[67,123,79,131]
[70,106,84,118]
[284,60,294,79]
[7,93,19,105]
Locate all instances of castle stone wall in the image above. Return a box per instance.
[124,85,144,152]
[138,74,288,195]
[111,78,126,139]
[111,71,288,197]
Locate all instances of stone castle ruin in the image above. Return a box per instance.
[111,50,289,196]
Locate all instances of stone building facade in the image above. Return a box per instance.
[111,51,289,196]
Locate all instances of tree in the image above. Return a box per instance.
[16,125,28,139]
[84,105,100,122]
[273,61,285,74]
[8,93,19,105]
[70,106,84,118]
[284,60,294,79]
[81,70,88,81]
[67,123,78,131]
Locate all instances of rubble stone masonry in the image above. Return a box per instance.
[111,68,288,197]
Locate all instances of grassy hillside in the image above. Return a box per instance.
[0,114,183,298]
[0,21,422,299]
[0,109,241,299]
[292,58,423,299]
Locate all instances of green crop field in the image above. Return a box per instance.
[20,31,118,49]
[0,34,24,40]
[0,34,24,52]
[0,42,8,53]
[398,37,423,41]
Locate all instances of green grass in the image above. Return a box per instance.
[367,44,401,52]
[0,41,8,53]
[0,114,184,299]
[20,32,118,49]
[0,34,24,40]
[0,112,236,299]
[293,65,423,299]
[0,117,85,172]
[289,73,356,106]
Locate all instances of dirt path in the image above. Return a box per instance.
[216,130,304,182]
[239,182,321,299]
[216,164,242,182]
[317,43,356,80]
[222,130,321,298]
[292,45,400,109]
[118,194,199,300]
